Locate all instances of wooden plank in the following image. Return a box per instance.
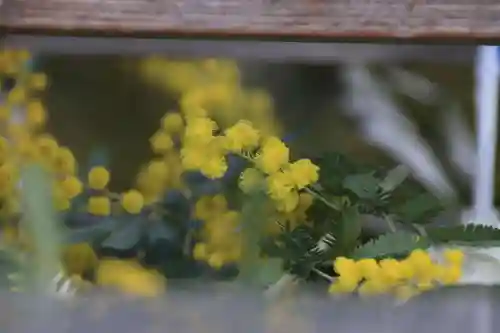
[0,0,499,40]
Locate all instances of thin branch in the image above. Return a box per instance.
[311,267,334,282]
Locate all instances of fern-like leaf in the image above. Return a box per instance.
[350,231,430,259]
[426,224,500,246]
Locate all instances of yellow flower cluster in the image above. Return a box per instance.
[329,248,464,300]
[140,58,280,136]
[192,195,242,269]
[172,111,320,213]
[136,59,320,268]
[269,192,314,233]
[133,111,187,205]
[0,49,83,214]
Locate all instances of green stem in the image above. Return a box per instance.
[304,187,341,211]
[383,214,397,233]
[20,164,61,293]
[311,267,334,282]
[238,191,267,285]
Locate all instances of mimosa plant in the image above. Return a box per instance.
[1,49,500,300]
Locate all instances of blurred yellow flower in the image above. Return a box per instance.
[27,73,48,91]
[60,175,83,199]
[161,112,184,134]
[88,166,110,190]
[36,134,59,159]
[97,259,165,297]
[7,86,27,105]
[88,196,111,216]
[183,117,217,145]
[62,243,98,276]
[26,100,47,128]
[150,130,174,154]
[239,168,264,193]
[121,190,144,214]
[53,147,77,175]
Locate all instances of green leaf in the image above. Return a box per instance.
[379,165,409,192]
[426,224,500,246]
[350,231,430,259]
[343,172,380,199]
[101,217,143,250]
[63,218,117,244]
[148,219,176,243]
[256,258,284,286]
[395,193,442,224]
[333,205,361,249]
[315,153,358,194]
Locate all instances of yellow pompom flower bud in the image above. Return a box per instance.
[407,249,433,270]
[53,147,77,175]
[121,190,144,214]
[17,139,40,162]
[88,166,110,190]
[7,86,27,105]
[180,147,205,170]
[27,73,48,91]
[150,131,174,154]
[54,193,71,211]
[183,117,217,145]
[88,196,111,216]
[36,134,59,159]
[274,191,300,213]
[208,252,225,269]
[255,137,289,174]
[26,100,47,128]
[224,120,260,152]
[443,248,464,266]
[146,160,169,182]
[358,279,390,296]
[211,194,228,212]
[193,243,208,260]
[287,159,320,189]
[356,258,380,279]
[199,155,228,179]
[329,276,359,294]
[60,176,83,199]
[161,113,184,134]
[333,257,362,283]
[61,243,98,276]
[239,168,264,193]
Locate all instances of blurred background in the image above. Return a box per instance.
[34,55,477,202]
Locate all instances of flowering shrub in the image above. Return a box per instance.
[2,49,500,300]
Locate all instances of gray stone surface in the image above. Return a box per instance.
[2,285,500,333]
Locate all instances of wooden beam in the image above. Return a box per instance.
[0,0,499,41]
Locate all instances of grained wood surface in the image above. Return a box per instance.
[0,0,499,39]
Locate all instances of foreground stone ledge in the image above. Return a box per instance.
[3,286,500,333]
[0,0,499,40]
